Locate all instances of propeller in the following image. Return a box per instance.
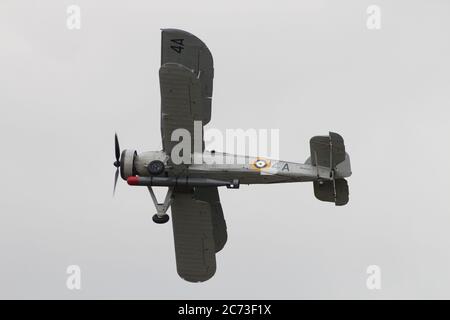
[113,133,121,196]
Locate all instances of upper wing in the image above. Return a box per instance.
[170,186,227,282]
[159,63,204,159]
[171,188,217,282]
[195,187,227,252]
[160,29,214,160]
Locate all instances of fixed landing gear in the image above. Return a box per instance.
[152,214,169,224]
[147,186,173,224]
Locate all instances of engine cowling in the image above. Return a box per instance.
[120,149,137,180]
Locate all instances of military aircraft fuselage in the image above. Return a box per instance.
[125,150,351,186]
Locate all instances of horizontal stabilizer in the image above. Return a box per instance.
[310,132,346,169]
[313,178,349,206]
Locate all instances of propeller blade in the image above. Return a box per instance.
[115,133,121,162]
[113,168,119,196]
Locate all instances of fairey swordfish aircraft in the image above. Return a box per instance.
[113,29,352,282]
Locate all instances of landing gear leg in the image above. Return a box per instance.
[147,186,173,224]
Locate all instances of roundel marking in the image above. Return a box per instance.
[251,158,271,171]
[254,159,268,168]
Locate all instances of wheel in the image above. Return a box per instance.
[152,214,169,224]
[147,160,165,175]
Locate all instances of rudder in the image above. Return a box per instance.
[309,132,350,206]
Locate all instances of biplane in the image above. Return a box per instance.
[113,29,352,282]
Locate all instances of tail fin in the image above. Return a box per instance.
[310,132,346,169]
[309,132,351,206]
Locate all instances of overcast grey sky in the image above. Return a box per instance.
[1,0,449,299]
